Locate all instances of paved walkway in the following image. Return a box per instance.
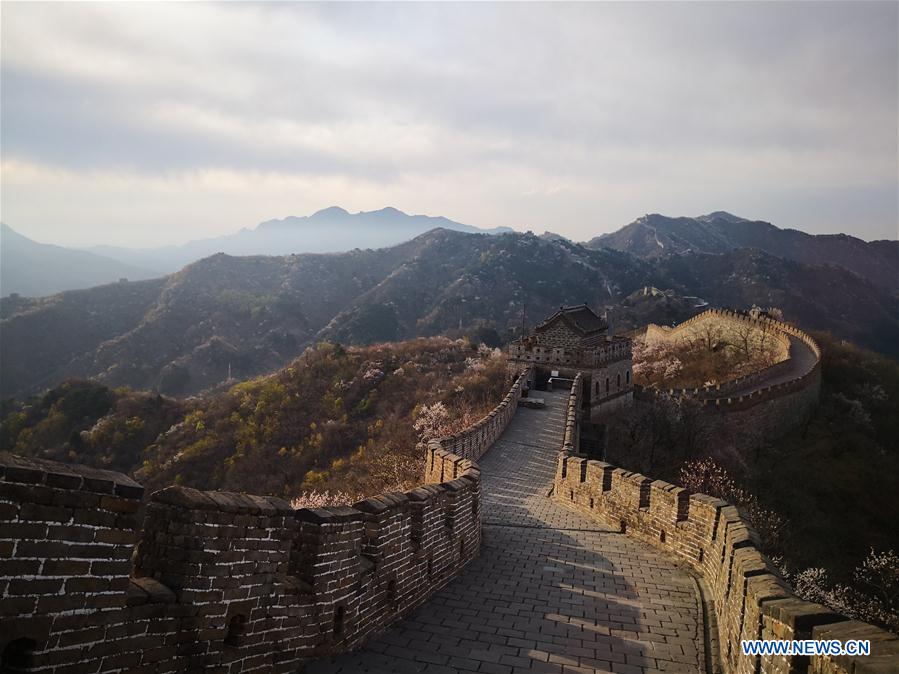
[722,334,818,398]
[308,391,706,674]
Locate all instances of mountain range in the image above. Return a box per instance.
[2,222,897,400]
[84,206,513,276]
[0,223,159,297]
[589,212,898,292]
[4,208,896,300]
[0,207,513,298]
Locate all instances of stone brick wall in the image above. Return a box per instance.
[0,448,484,671]
[702,381,821,450]
[588,357,634,422]
[553,378,898,674]
[0,369,534,671]
[561,373,582,454]
[431,366,533,463]
[0,454,155,672]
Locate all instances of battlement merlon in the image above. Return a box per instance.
[508,336,632,368]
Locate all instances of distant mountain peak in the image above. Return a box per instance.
[312,206,350,218]
[697,211,748,224]
[587,210,898,291]
[77,207,510,276]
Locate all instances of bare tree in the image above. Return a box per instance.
[696,321,724,353]
[732,322,756,361]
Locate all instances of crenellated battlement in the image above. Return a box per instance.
[430,366,533,463]
[638,310,823,444]
[0,368,533,673]
[554,377,899,674]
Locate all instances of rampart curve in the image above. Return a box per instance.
[640,310,823,442]
[641,308,822,410]
[554,377,899,674]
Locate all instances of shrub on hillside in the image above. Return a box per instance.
[788,549,899,634]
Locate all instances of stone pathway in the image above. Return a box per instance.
[722,334,819,398]
[307,391,706,674]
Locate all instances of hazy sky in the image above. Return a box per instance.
[2,2,897,247]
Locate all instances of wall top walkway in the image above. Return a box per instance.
[309,390,708,673]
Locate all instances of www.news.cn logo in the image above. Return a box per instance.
[741,640,871,657]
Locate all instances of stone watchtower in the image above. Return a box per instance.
[507,304,633,421]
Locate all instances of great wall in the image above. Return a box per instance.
[555,375,898,674]
[633,309,824,446]
[640,308,822,412]
[2,309,897,673]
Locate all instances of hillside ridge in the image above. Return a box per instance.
[3,228,897,399]
[589,212,899,291]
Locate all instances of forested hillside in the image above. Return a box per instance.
[4,228,896,400]
[0,338,510,499]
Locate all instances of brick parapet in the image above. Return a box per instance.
[430,366,533,463]
[0,434,484,671]
[552,405,895,674]
[562,372,582,453]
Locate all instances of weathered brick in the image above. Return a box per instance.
[19,503,72,522]
[41,559,92,575]
[7,577,64,595]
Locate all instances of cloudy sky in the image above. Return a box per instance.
[1,2,897,247]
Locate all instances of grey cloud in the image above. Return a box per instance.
[0,1,896,243]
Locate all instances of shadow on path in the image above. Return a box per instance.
[307,391,705,674]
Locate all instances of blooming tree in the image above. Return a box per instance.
[464,356,487,373]
[412,402,452,444]
[632,338,684,385]
[679,458,788,554]
[290,489,362,510]
[788,550,899,633]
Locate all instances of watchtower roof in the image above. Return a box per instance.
[535,304,607,337]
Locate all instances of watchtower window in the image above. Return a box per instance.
[2,638,37,672]
[224,615,246,648]
[387,579,398,607]
[617,373,621,389]
[605,378,610,393]
[626,370,630,384]
[333,606,346,636]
